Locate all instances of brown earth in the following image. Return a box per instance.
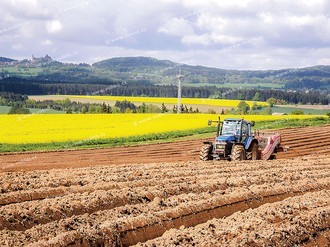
[0,125,330,246]
[0,155,329,246]
[1,125,330,172]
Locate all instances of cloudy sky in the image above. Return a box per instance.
[0,0,329,70]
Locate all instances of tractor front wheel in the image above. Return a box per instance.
[200,144,213,161]
[231,145,245,161]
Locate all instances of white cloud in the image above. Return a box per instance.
[258,12,274,24]
[287,15,322,27]
[158,17,195,36]
[181,34,210,46]
[11,43,23,50]
[181,33,244,46]
[196,14,228,32]
[46,20,62,33]
[42,40,52,46]
[0,0,329,70]
[2,0,52,19]
[210,34,244,45]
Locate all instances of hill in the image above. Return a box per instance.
[92,57,330,90]
[93,56,175,69]
[0,57,17,63]
[0,56,329,90]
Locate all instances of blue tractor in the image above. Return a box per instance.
[200,117,259,161]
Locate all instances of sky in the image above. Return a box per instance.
[0,0,330,70]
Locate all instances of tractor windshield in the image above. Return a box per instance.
[221,121,240,135]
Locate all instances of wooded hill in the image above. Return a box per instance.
[1,56,329,90]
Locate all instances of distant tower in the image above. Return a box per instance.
[177,69,184,114]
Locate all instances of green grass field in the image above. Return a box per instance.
[272,106,330,115]
[0,106,65,114]
[0,106,11,114]
[185,82,284,89]
[28,108,65,114]
[2,66,44,77]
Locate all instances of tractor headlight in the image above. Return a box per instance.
[216,141,227,150]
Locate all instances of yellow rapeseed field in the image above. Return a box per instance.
[69,95,268,107]
[0,114,321,144]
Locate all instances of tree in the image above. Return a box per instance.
[139,103,147,113]
[161,103,168,113]
[262,106,272,115]
[183,105,188,113]
[88,105,97,113]
[266,98,276,107]
[172,105,177,113]
[237,101,250,115]
[101,102,108,113]
[66,107,72,114]
[112,106,121,113]
[251,102,258,111]
[114,100,137,113]
[63,98,71,108]
[25,99,36,108]
[8,104,30,114]
[95,105,102,113]
[290,110,304,115]
[81,105,87,114]
[207,108,216,114]
[107,104,112,113]
[251,102,262,111]
[237,92,243,100]
[252,92,260,101]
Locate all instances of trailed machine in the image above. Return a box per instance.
[200,117,284,161]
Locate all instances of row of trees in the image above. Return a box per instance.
[1,77,329,105]
[0,92,203,114]
[0,92,308,116]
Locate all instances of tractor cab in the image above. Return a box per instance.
[216,118,253,146]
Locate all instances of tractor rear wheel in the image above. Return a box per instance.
[231,145,245,161]
[200,144,213,161]
[246,142,259,160]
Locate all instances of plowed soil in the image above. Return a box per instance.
[0,156,329,246]
[1,125,330,172]
[0,125,330,246]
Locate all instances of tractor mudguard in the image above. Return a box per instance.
[244,137,258,150]
[203,141,214,151]
[232,142,245,147]
[203,141,213,145]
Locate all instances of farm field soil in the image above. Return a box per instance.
[1,125,330,172]
[0,154,329,246]
[0,126,330,246]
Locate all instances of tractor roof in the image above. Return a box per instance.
[224,118,242,122]
[224,118,254,126]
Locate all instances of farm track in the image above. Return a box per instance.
[1,125,330,172]
[0,125,330,246]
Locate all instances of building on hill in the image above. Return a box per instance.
[31,54,52,63]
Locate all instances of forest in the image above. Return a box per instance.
[0,77,328,105]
